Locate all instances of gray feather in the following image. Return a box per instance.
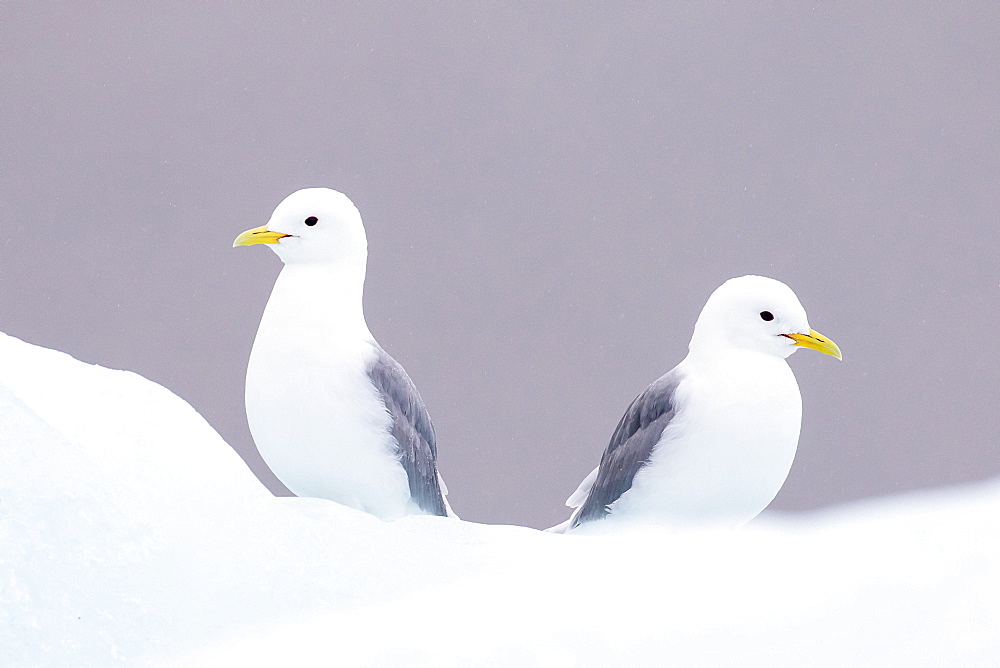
[367,347,448,516]
[573,369,683,528]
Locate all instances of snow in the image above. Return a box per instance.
[1,331,997,666]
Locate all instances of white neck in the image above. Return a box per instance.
[261,260,373,346]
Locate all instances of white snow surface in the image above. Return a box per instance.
[1,331,997,666]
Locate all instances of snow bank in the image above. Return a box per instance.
[1,331,997,666]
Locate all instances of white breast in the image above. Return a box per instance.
[611,350,803,526]
[245,266,413,519]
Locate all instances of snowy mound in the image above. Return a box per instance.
[1,331,997,666]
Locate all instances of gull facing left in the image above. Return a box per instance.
[234,188,451,519]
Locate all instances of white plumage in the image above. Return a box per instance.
[554,275,841,532]
[235,188,450,520]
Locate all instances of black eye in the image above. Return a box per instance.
[760,311,774,321]
[304,216,318,226]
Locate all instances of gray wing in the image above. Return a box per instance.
[367,347,448,516]
[572,369,683,528]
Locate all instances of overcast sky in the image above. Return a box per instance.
[2,3,998,528]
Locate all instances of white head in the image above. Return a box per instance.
[689,275,841,360]
[233,188,368,267]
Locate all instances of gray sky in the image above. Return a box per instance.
[2,3,998,528]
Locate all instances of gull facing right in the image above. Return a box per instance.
[551,275,842,532]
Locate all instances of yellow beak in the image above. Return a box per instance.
[784,329,843,360]
[233,224,291,247]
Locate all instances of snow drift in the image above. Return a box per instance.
[1,331,997,666]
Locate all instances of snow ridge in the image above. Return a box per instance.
[1,332,997,666]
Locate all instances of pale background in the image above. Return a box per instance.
[2,3,997,528]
